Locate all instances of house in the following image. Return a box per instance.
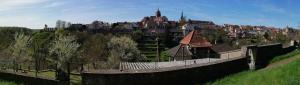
[182,23,194,36]
[67,24,87,31]
[166,30,213,61]
[182,21,216,36]
[140,8,169,29]
[166,45,193,61]
[87,21,110,29]
[112,22,138,29]
[211,44,241,59]
[55,20,71,29]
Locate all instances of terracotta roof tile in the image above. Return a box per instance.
[180,30,212,47]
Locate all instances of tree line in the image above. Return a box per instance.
[0,27,146,81]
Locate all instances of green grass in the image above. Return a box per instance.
[0,80,19,85]
[30,71,81,85]
[24,71,81,85]
[206,56,300,85]
[270,49,300,63]
[0,71,80,85]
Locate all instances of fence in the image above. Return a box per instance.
[118,48,245,71]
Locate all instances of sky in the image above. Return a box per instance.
[0,0,300,29]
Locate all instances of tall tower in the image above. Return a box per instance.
[179,11,186,26]
[156,8,161,17]
[180,11,184,20]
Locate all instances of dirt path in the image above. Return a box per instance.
[265,55,300,69]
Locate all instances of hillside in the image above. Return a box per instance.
[206,54,300,85]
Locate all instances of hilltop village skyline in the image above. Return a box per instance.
[42,9,296,30]
[1,9,298,29]
[2,0,300,29]
[0,0,300,85]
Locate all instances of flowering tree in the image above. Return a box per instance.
[10,33,32,72]
[107,36,146,68]
[49,34,80,81]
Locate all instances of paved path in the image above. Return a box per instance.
[120,58,231,70]
[265,54,300,69]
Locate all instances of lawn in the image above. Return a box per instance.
[0,80,19,85]
[26,71,81,85]
[0,70,81,85]
[206,55,300,85]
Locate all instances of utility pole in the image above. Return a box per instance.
[156,37,160,62]
[155,22,160,70]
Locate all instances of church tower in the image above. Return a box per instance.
[179,11,187,26]
[180,11,184,20]
[156,8,161,17]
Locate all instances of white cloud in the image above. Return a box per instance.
[260,4,286,13]
[0,0,50,11]
[44,1,65,8]
[0,15,43,29]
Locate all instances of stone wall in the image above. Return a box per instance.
[82,43,296,85]
[247,43,296,69]
[219,49,242,59]
[0,71,61,85]
[82,57,248,85]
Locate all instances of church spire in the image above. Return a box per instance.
[156,8,161,17]
[181,11,184,19]
[179,11,187,26]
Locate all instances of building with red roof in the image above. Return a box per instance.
[167,30,213,61]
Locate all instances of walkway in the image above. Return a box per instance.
[120,57,238,70]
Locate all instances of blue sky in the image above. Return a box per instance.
[0,0,300,29]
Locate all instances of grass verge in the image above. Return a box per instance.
[0,80,19,85]
[270,49,300,63]
[206,55,300,85]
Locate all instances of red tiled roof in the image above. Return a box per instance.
[180,30,212,47]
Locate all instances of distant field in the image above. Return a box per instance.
[206,55,300,85]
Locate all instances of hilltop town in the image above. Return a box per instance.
[0,9,300,85]
[44,9,299,61]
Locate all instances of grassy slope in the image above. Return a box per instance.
[206,55,300,85]
[270,50,300,63]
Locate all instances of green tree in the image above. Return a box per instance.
[274,33,290,44]
[82,34,111,69]
[160,51,171,61]
[30,32,54,75]
[131,29,143,41]
[0,27,31,51]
